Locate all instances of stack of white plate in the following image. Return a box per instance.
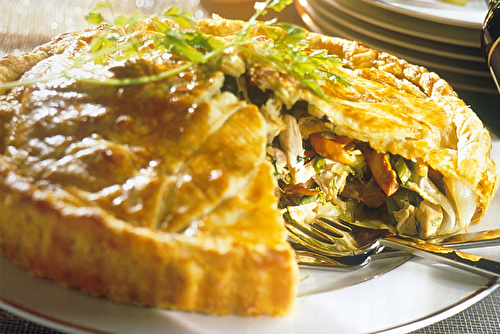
[295,0,496,94]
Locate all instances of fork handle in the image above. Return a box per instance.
[381,234,500,279]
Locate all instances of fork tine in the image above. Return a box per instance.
[307,220,343,243]
[294,249,372,270]
[312,218,361,252]
[284,218,357,256]
[285,215,333,244]
[289,240,372,269]
[319,216,389,236]
[318,217,389,249]
[317,217,352,233]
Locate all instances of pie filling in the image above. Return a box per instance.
[1,59,472,241]
[0,1,495,316]
[0,4,490,245]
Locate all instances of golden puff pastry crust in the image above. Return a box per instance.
[0,88,298,315]
[195,18,498,230]
[0,156,296,315]
[0,10,497,316]
[0,21,299,315]
[304,33,498,226]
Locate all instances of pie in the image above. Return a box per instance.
[0,4,497,316]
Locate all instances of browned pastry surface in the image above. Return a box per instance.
[0,21,298,315]
[0,11,497,316]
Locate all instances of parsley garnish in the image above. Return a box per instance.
[0,0,348,99]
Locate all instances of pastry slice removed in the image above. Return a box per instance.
[193,16,498,238]
[0,2,498,317]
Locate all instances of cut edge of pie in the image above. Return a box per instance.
[0,128,298,316]
[0,11,497,318]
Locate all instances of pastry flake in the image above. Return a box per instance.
[0,0,497,316]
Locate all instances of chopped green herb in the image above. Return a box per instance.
[162,7,196,28]
[394,156,412,184]
[296,155,311,163]
[85,12,106,26]
[0,0,349,100]
[299,194,318,205]
[313,156,326,174]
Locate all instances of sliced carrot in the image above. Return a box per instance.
[282,183,320,196]
[309,132,356,166]
[330,135,353,146]
[428,166,443,180]
[361,146,399,197]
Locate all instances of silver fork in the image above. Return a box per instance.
[290,239,410,270]
[286,216,500,278]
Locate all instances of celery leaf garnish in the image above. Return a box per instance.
[0,0,348,99]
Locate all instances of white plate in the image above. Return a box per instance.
[310,0,486,66]
[1,115,500,334]
[296,0,498,94]
[332,0,483,50]
[1,1,500,332]
[362,0,488,28]
[1,148,499,334]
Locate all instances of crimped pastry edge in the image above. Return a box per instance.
[194,19,498,225]
[0,15,497,316]
[303,32,498,225]
[0,158,298,316]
